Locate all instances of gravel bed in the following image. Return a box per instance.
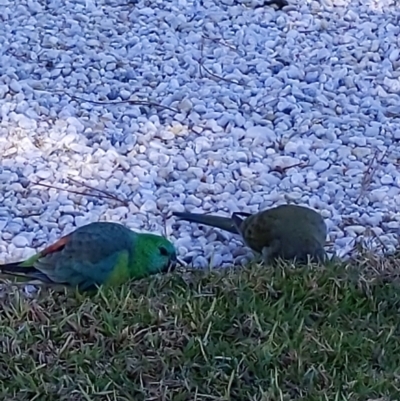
[0,0,399,269]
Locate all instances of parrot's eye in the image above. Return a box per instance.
[159,246,169,256]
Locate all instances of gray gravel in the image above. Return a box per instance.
[0,0,399,269]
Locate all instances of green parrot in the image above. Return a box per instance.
[173,204,327,264]
[0,222,177,291]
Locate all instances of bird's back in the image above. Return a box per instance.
[47,222,136,265]
[37,222,137,289]
[240,205,327,262]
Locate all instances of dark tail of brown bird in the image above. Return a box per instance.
[173,212,240,234]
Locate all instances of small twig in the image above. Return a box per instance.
[367,227,390,252]
[201,33,239,53]
[199,38,205,80]
[198,35,248,86]
[31,180,129,206]
[66,177,129,206]
[271,161,309,175]
[32,181,93,196]
[14,212,43,219]
[40,90,179,113]
[161,213,168,238]
[356,149,389,204]
[197,59,247,86]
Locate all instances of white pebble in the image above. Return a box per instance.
[381,175,394,185]
[313,160,330,173]
[140,199,157,213]
[12,235,30,248]
[9,79,21,93]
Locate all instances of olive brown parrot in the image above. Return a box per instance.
[173,204,327,264]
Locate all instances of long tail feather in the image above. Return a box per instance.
[0,261,52,283]
[173,212,240,234]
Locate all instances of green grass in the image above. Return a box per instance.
[0,262,400,401]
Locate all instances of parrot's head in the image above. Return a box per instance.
[140,234,177,275]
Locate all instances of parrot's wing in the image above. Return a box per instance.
[33,223,134,289]
[39,234,70,258]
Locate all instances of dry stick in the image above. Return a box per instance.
[201,33,239,53]
[32,181,128,206]
[41,90,179,113]
[272,161,309,175]
[198,36,248,87]
[356,149,389,204]
[199,37,206,80]
[352,226,389,267]
[197,60,248,86]
[160,213,168,238]
[66,177,129,206]
[369,227,390,253]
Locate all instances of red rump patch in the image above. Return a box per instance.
[40,234,70,257]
